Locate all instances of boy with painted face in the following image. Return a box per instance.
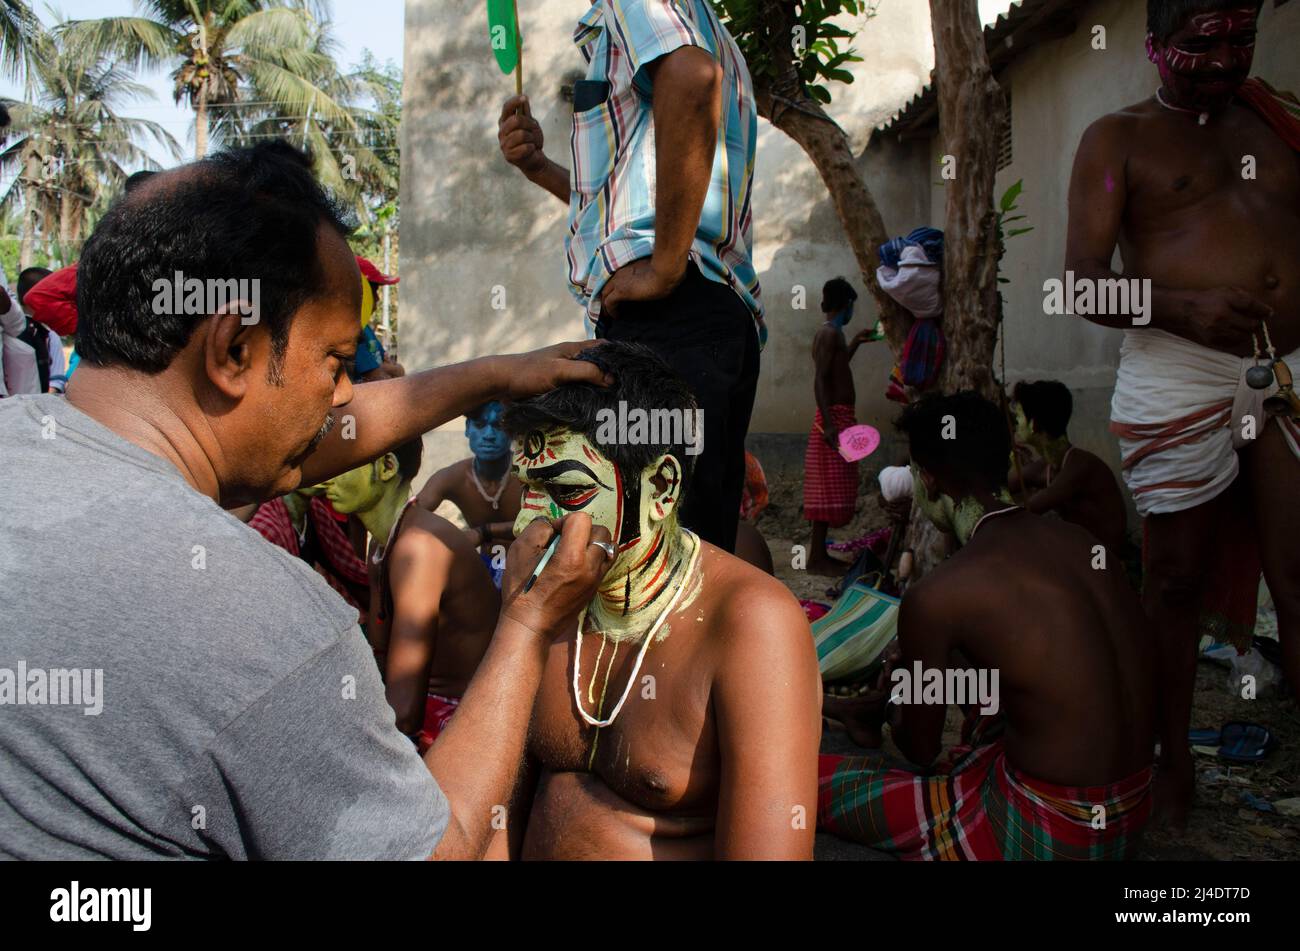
[1007,380,1129,557]
[1067,0,1300,826]
[818,393,1157,860]
[416,401,523,575]
[501,342,820,860]
[321,439,499,755]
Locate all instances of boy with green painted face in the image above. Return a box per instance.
[1009,380,1129,557]
[321,439,500,756]
[500,342,821,860]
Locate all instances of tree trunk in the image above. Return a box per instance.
[929,0,1006,400]
[745,0,911,352]
[195,92,209,159]
[20,148,40,269]
[905,0,1009,577]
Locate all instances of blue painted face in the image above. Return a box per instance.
[467,401,510,462]
[833,300,856,329]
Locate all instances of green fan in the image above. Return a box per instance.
[487,0,523,95]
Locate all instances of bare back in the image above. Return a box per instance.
[813,324,856,408]
[907,512,1154,785]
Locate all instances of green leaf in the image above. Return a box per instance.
[999,179,1024,212]
[1006,227,1034,237]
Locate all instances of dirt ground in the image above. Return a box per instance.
[755,469,1300,861]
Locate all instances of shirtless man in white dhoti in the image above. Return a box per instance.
[1065,0,1299,826]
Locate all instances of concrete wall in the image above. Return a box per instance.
[400,0,941,479]
[952,0,1300,479]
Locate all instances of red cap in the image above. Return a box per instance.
[356,255,399,285]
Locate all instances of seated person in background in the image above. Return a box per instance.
[416,400,523,581]
[819,392,1156,860]
[500,342,821,860]
[352,256,405,383]
[2,267,67,395]
[323,438,498,753]
[1009,380,1128,557]
[248,483,371,623]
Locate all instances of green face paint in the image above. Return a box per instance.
[512,427,693,641]
[512,429,625,545]
[910,463,987,546]
[1012,402,1032,445]
[323,460,387,515]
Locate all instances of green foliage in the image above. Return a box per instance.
[712,0,873,107]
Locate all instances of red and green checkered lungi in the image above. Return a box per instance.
[817,735,1153,861]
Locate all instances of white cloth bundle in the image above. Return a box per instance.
[878,465,913,502]
[875,245,942,320]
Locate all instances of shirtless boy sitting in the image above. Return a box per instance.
[500,341,821,860]
[322,439,499,751]
[820,393,1156,860]
[416,400,523,574]
[1009,380,1129,556]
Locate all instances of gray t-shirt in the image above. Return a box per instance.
[0,395,448,859]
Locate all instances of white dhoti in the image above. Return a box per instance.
[1110,329,1300,648]
[1110,329,1300,518]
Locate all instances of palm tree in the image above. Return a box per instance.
[0,21,182,265]
[235,23,397,222]
[66,0,357,159]
[0,0,37,80]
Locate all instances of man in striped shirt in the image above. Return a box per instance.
[498,0,762,553]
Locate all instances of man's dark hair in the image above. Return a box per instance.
[1013,380,1073,439]
[393,438,424,483]
[502,341,699,486]
[17,267,52,306]
[123,169,157,194]
[75,140,354,375]
[0,103,10,130]
[468,400,502,424]
[822,277,858,314]
[1147,0,1263,42]
[896,391,1010,491]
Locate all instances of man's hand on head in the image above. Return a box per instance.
[491,341,612,400]
[600,258,686,320]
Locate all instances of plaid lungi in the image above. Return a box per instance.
[817,735,1152,861]
[804,405,860,527]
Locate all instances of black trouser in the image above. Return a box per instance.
[599,263,760,553]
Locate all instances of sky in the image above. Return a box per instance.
[2,0,406,168]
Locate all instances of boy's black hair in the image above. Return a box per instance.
[502,340,699,486]
[1013,380,1073,439]
[393,438,424,484]
[17,267,52,306]
[822,276,858,314]
[896,391,1010,491]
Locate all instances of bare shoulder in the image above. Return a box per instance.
[395,508,465,561]
[706,542,814,647]
[1078,104,1150,153]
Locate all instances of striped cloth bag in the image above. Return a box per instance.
[812,577,900,681]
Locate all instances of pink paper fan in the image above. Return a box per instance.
[838,424,881,462]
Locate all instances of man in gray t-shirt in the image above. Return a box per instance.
[0,141,613,860]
